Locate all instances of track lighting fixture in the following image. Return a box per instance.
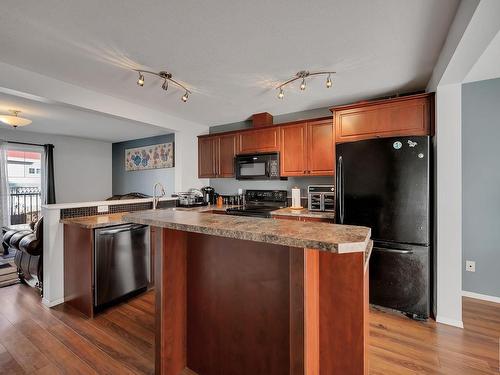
[133,69,192,102]
[276,70,336,99]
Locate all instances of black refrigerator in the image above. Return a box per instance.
[336,136,432,319]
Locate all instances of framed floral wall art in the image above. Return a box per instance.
[125,142,174,171]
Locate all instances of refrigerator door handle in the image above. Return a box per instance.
[373,248,414,255]
[337,155,344,224]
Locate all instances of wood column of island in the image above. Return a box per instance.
[124,209,372,375]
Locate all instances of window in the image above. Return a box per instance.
[7,146,43,224]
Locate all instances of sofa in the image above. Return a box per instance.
[2,217,43,294]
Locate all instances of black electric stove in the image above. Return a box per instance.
[226,190,287,218]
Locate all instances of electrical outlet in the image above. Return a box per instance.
[465,260,475,272]
[97,205,109,213]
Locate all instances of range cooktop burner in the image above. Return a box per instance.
[225,190,288,218]
[226,206,277,218]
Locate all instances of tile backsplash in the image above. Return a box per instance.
[60,200,175,220]
[209,176,335,197]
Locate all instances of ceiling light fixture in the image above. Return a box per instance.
[276,70,336,99]
[133,69,192,103]
[0,110,32,128]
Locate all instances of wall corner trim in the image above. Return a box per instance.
[42,297,65,308]
[435,316,464,329]
[462,290,500,304]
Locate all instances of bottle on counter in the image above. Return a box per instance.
[217,195,223,208]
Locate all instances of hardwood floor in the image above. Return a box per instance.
[0,284,155,375]
[0,284,498,374]
[370,298,500,374]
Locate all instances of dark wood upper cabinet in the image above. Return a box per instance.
[218,134,238,177]
[332,93,434,143]
[280,119,335,177]
[238,127,280,154]
[198,133,238,178]
[307,120,335,176]
[198,136,217,178]
[280,123,308,176]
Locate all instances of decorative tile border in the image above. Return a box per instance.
[60,200,176,220]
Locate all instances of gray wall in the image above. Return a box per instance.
[112,134,175,197]
[462,77,500,298]
[0,128,112,203]
[210,107,332,134]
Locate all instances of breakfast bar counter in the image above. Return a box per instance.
[124,209,372,375]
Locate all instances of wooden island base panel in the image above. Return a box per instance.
[155,229,370,375]
[122,209,371,375]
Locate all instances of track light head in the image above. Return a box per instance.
[278,88,284,99]
[326,74,332,88]
[300,78,306,91]
[181,91,189,102]
[162,79,168,91]
[137,72,145,86]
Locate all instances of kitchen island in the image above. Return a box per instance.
[124,208,372,375]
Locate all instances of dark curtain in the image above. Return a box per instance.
[44,144,56,204]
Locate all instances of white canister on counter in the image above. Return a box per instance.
[291,187,302,209]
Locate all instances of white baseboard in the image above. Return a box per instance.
[42,297,64,308]
[436,315,464,328]
[462,290,500,304]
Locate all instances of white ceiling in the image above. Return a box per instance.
[0,0,460,126]
[464,30,500,83]
[0,91,171,142]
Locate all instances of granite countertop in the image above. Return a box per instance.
[123,208,371,254]
[271,207,336,220]
[59,205,239,229]
[60,213,129,229]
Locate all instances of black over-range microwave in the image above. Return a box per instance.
[235,153,282,180]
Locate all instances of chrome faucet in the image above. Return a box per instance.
[153,182,166,210]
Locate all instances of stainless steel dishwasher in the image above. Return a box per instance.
[94,223,150,310]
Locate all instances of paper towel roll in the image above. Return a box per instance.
[291,187,301,208]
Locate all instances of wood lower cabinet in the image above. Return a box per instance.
[280,119,335,177]
[238,127,280,154]
[332,93,434,143]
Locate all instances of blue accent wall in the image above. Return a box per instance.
[462,77,500,298]
[112,134,175,197]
